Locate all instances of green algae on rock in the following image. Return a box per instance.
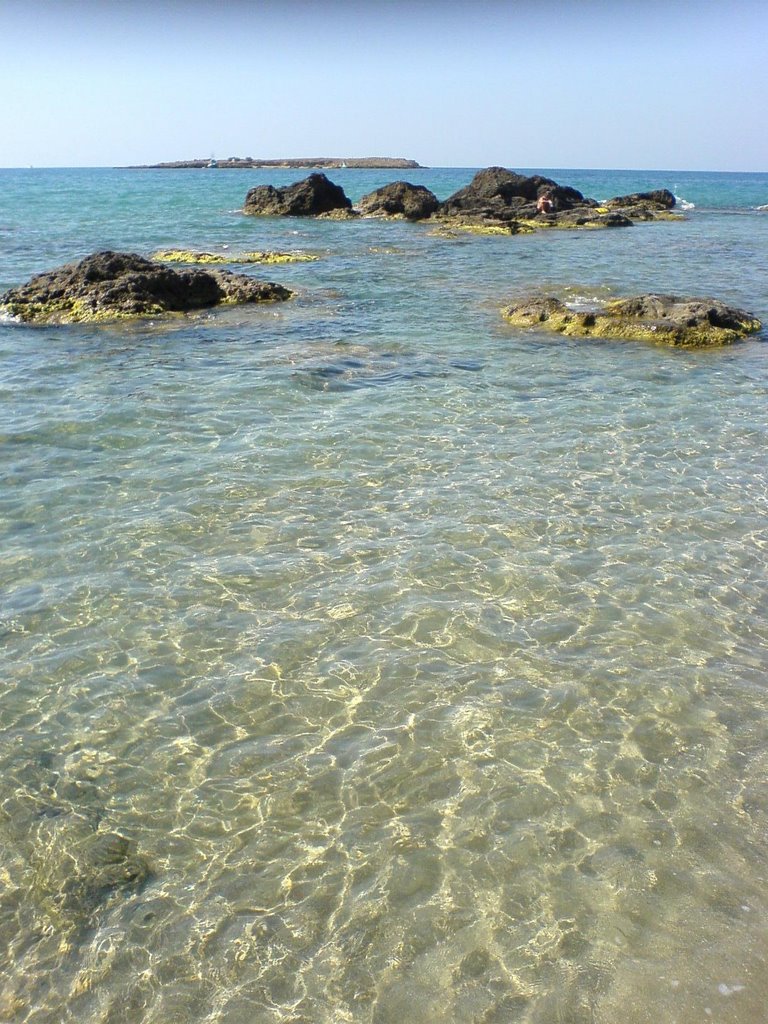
[151,249,319,265]
[0,251,293,324]
[433,168,680,233]
[428,220,538,237]
[502,294,762,347]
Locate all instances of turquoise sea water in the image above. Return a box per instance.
[1,166,768,1024]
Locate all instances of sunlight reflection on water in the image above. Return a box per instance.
[1,170,768,1023]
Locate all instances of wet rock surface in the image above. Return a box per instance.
[0,250,293,323]
[243,172,352,216]
[502,293,763,347]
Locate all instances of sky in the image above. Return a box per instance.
[1,0,766,171]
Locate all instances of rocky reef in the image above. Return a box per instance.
[440,166,592,222]
[151,249,318,265]
[243,173,352,217]
[0,251,293,324]
[502,293,762,347]
[434,168,675,231]
[240,168,682,232]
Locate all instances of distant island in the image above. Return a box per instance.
[130,157,423,170]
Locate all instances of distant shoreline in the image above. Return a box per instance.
[128,157,423,170]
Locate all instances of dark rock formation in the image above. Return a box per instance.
[243,173,352,216]
[358,181,440,220]
[542,209,633,229]
[432,168,682,232]
[502,293,762,347]
[439,166,595,224]
[0,251,293,324]
[605,189,676,210]
[603,189,679,221]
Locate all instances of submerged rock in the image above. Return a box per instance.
[243,172,352,216]
[152,249,319,264]
[502,293,762,347]
[0,250,293,324]
[358,181,440,220]
[31,814,152,932]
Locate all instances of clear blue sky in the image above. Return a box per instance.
[1,0,766,171]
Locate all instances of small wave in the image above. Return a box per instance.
[564,294,605,313]
[756,204,768,211]
[675,195,695,210]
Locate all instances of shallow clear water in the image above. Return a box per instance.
[1,167,768,1023]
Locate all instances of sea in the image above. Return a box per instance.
[1,165,767,1024]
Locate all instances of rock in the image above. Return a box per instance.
[31,815,152,932]
[316,207,360,220]
[434,168,682,232]
[243,172,352,216]
[602,189,681,222]
[427,220,537,237]
[0,251,293,324]
[151,249,319,264]
[358,181,440,220]
[439,166,594,225]
[502,293,762,347]
[605,189,676,210]
[543,209,633,229]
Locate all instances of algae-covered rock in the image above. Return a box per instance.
[434,168,679,233]
[0,250,293,324]
[602,189,683,222]
[152,249,319,265]
[358,181,440,221]
[428,219,537,237]
[243,172,352,216]
[316,207,360,220]
[502,293,762,347]
[530,209,634,230]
